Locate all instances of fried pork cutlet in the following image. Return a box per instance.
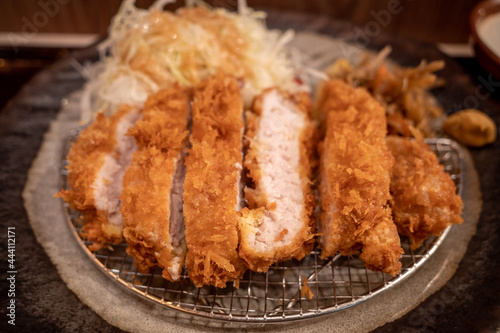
[120,87,190,281]
[183,74,247,288]
[318,79,403,276]
[386,135,463,249]
[238,89,316,272]
[57,105,141,250]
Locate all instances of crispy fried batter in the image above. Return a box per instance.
[120,87,190,281]
[318,79,403,276]
[56,105,137,250]
[183,74,247,288]
[319,50,446,137]
[238,89,316,272]
[386,135,463,249]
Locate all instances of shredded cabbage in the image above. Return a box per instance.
[80,0,308,124]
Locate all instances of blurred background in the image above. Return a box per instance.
[0,0,484,110]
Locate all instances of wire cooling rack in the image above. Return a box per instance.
[60,135,464,323]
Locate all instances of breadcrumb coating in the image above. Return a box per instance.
[121,87,190,281]
[386,135,463,249]
[238,88,316,272]
[183,74,247,288]
[318,79,403,276]
[56,105,138,250]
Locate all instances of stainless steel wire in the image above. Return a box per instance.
[60,135,464,323]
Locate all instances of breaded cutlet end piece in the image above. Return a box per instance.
[238,88,316,272]
[56,105,140,251]
[121,87,190,281]
[318,79,403,276]
[386,135,463,249]
[183,74,247,288]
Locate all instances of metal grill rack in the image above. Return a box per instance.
[60,136,464,323]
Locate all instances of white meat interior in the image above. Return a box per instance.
[93,109,141,226]
[249,90,305,253]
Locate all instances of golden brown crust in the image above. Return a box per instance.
[241,99,264,209]
[56,105,134,250]
[238,88,316,272]
[386,135,463,249]
[183,74,247,288]
[318,79,402,276]
[120,87,189,281]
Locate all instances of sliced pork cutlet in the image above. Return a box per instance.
[57,105,141,250]
[238,89,316,272]
[121,87,190,281]
[386,134,463,249]
[318,79,403,276]
[183,74,247,288]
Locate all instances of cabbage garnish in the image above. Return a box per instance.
[79,0,307,124]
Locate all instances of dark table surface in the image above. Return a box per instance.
[1,10,499,333]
